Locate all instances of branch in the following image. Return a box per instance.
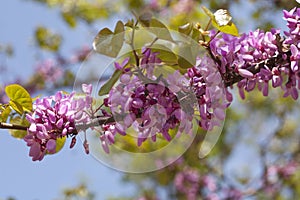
[75,116,115,132]
[224,50,291,87]
[0,122,28,131]
[0,116,115,133]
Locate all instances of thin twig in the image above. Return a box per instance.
[0,122,28,131]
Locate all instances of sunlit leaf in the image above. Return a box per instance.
[211,20,239,36]
[9,100,24,115]
[202,6,239,36]
[98,70,122,96]
[5,84,33,114]
[0,106,11,122]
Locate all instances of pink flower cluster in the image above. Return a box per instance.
[282,7,300,99]
[102,49,195,152]
[174,168,200,200]
[209,7,300,100]
[266,161,298,183]
[35,59,63,83]
[186,55,228,130]
[24,84,92,161]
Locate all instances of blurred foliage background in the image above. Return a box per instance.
[1,0,300,200]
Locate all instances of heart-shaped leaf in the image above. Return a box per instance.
[93,21,125,57]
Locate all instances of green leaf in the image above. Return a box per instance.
[98,70,122,96]
[178,56,193,69]
[115,20,125,35]
[93,21,125,58]
[178,23,193,36]
[140,16,173,42]
[149,19,173,41]
[151,44,178,65]
[177,44,197,69]
[5,84,32,114]
[9,116,29,139]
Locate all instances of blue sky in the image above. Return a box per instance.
[0,1,135,199]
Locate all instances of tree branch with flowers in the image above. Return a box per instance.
[0,5,299,170]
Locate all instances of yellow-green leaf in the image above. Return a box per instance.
[212,21,239,36]
[9,116,29,139]
[9,100,24,115]
[5,84,32,114]
[55,136,66,153]
[47,136,66,154]
[0,106,11,122]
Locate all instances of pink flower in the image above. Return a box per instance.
[25,84,93,161]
